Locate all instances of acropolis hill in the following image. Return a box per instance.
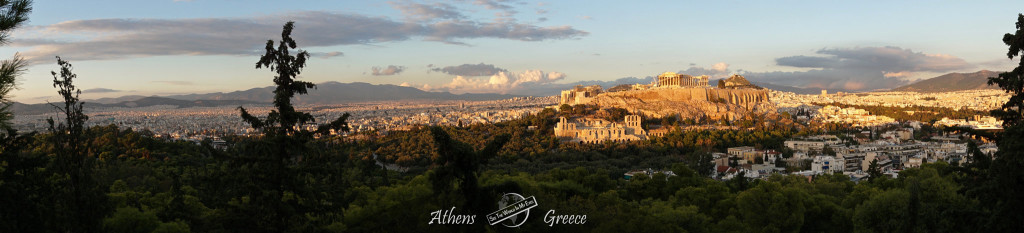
[560,72,772,121]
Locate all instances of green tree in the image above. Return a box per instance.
[988,14,1024,126]
[822,146,836,156]
[153,221,192,233]
[559,103,572,113]
[867,159,883,181]
[103,207,161,233]
[684,150,715,177]
[980,13,1024,232]
[736,182,808,233]
[853,189,911,233]
[0,127,43,232]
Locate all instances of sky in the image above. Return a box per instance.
[4,0,1022,103]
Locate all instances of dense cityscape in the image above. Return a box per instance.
[10,87,1010,182]
[13,96,555,140]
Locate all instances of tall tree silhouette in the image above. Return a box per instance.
[982,13,1024,232]
[47,56,108,232]
[989,14,1024,126]
[232,21,350,232]
[239,21,351,137]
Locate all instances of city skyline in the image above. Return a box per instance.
[4,0,1022,103]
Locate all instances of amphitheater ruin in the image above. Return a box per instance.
[554,115,652,143]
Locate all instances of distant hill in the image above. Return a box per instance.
[722,75,761,89]
[15,82,520,116]
[87,95,148,104]
[12,97,264,115]
[166,82,520,104]
[891,70,1001,92]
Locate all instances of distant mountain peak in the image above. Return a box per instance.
[891,70,1001,93]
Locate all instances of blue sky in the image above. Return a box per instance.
[5,0,1022,103]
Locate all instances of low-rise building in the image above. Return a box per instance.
[811,155,845,173]
[785,135,842,153]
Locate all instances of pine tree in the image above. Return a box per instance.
[0,0,30,133]
[232,21,351,232]
[867,158,882,180]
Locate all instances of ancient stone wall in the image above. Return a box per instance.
[598,87,769,106]
[572,87,773,121]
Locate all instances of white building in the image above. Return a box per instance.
[811,155,845,173]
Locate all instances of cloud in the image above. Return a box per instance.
[473,0,518,15]
[427,69,565,94]
[711,62,728,72]
[745,46,974,92]
[975,59,1016,73]
[11,9,587,64]
[152,80,194,85]
[371,65,405,76]
[431,63,507,76]
[882,71,912,78]
[559,76,654,89]
[678,62,732,79]
[83,88,122,93]
[309,51,344,59]
[389,1,464,21]
[775,47,970,72]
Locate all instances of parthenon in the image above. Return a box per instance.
[657,72,709,87]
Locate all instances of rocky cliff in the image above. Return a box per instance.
[574,87,772,120]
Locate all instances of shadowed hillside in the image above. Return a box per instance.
[891,70,1001,92]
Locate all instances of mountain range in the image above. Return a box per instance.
[749,70,1003,94]
[12,82,519,116]
[890,70,1001,92]
[161,82,519,104]
[11,97,265,115]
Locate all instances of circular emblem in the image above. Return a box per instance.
[496,193,530,227]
